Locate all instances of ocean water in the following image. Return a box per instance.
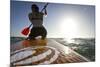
[10,37,95,61]
[10,37,25,44]
[54,38,95,61]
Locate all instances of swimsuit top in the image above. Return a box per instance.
[28,12,44,27]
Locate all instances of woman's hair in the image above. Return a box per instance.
[31,4,39,12]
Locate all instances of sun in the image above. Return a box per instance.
[60,17,77,39]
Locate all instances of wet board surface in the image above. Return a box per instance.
[47,39,90,62]
[11,39,90,66]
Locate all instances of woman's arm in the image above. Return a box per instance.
[28,13,33,22]
[43,9,47,16]
[44,9,47,15]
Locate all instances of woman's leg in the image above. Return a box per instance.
[41,27,47,40]
[28,27,47,40]
[28,27,37,40]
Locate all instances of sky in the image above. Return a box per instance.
[11,1,95,38]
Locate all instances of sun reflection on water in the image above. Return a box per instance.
[64,38,75,43]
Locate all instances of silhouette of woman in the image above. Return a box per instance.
[28,4,47,40]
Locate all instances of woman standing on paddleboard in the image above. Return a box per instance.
[28,4,47,40]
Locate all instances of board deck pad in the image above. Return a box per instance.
[11,39,89,66]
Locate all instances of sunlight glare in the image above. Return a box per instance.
[60,17,77,39]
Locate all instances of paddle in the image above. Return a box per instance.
[21,24,32,36]
[21,3,49,36]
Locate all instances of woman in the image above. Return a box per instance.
[28,4,47,40]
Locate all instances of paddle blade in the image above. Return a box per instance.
[21,27,30,36]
